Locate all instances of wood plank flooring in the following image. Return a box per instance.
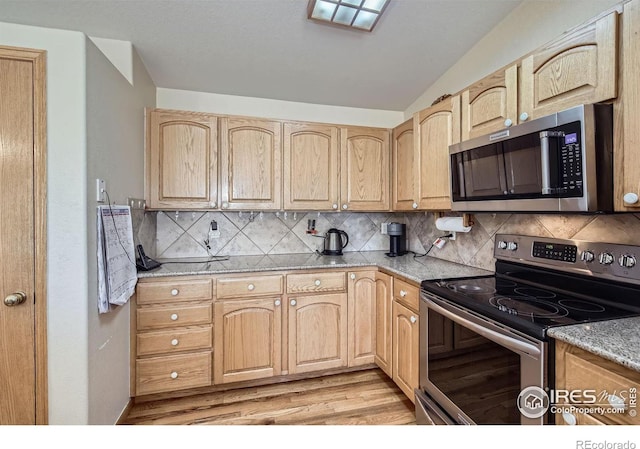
[121,368,416,425]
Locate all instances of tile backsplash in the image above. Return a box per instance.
[143,210,640,272]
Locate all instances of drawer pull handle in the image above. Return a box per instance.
[171,339,179,346]
[350,273,356,280]
[274,300,281,307]
[171,289,179,296]
[561,412,576,425]
[170,371,179,379]
[290,299,297,306]
[608,394,626,410]
[170,313,178,321]
[400,290,407,297]
[247,284,255,291]
[410,316,417,324]
[314,279,321,286]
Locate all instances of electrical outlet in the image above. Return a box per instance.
[96,178,106,203]
[381,223,388,235]
[208,220,220,239]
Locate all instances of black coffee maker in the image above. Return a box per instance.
[386,222,407,257]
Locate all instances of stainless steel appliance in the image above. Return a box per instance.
[319,228,349,256]
[416,234,640,425]
[449,103,613,213]
[386,222,407,257]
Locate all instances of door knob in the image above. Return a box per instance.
[4,291,27,307]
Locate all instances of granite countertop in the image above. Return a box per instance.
[138,250,492,284]
[548,317,640,372]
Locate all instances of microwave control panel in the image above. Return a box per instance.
[557,126,583,195]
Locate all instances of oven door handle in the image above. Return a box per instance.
[427,299,541,357]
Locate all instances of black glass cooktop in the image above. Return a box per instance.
[421,261,640,340]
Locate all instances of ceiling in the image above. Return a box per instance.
[0,0,523,111]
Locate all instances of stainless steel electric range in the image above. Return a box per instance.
[416,234,640,425]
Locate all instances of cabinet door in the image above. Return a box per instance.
[347,271,376,367]
[392,301,419,402]
[214,297,282,384]
[340,126,390,211]
[374,272,393,377]
[220,117,282,210]
[147,109,218,209]
[288,293,348,374]
[520,11,618,121]
[415,95,460,210]
[392,119,418,211]
[617,0,640,211]
[461,65,517,141]
[284,122,339,210]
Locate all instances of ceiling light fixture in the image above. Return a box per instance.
[307,0,390,32]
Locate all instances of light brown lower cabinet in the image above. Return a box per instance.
[392,300,419,403]
[347,271,377,367]
[555,340,640,425]
[288,293,348,374]
[213,297,282,384]
[374,272,393,377]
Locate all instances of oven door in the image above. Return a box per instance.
[418,291,548,425]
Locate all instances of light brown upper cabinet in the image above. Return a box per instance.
[392,119,418,211]
[146,109,218,209]
[414,95,461,211]
[283,122,340,210]
[461,65,518,141]
[520,11,618,122]
[617,0,640,211]
[220,117,282,210]
[340,126,391,211]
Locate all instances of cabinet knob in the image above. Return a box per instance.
[247,283,255,291]
[504,118,513,127]
[608,394,626,410]
[171,288,179,296]
[519,112,529,122]
[222,202,229,209]
[561,412,576,425]
[400,290,407,297]
[350,273,356,280]
[314,279,321,286]
[171,339,179,346]
[412,202,418,209]
[170,313,178,321]
[170,371,179,379]
[342,204,348,210]
[623,192,639,205]
[410,315,417,324]
[332,203,338,210]
[274,299,281,307]
[290,299,297,306]
[210,201,217,208]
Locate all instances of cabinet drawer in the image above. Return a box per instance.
[561,345,640,425]
[137,326,212,357]
[394,278,419,311]
[287,271,345,294]
[137,304,212,330]
[137,278,213,304]
[136,351,211,395]
[217,275,283,299]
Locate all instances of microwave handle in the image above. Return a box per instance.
[539,131,564,195]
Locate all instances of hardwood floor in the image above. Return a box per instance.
[121,368,416,425]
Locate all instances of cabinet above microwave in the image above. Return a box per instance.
[449,104,613,213]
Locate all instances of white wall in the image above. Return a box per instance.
[0,21,89,424]
[85,39,155,424]
[405,0,623,117]
[157,87,404,128]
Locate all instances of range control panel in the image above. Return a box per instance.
[494,234,640,285]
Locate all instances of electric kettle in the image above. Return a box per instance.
[321,228,349,256]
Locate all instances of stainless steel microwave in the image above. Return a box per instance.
[449,103,613,213]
